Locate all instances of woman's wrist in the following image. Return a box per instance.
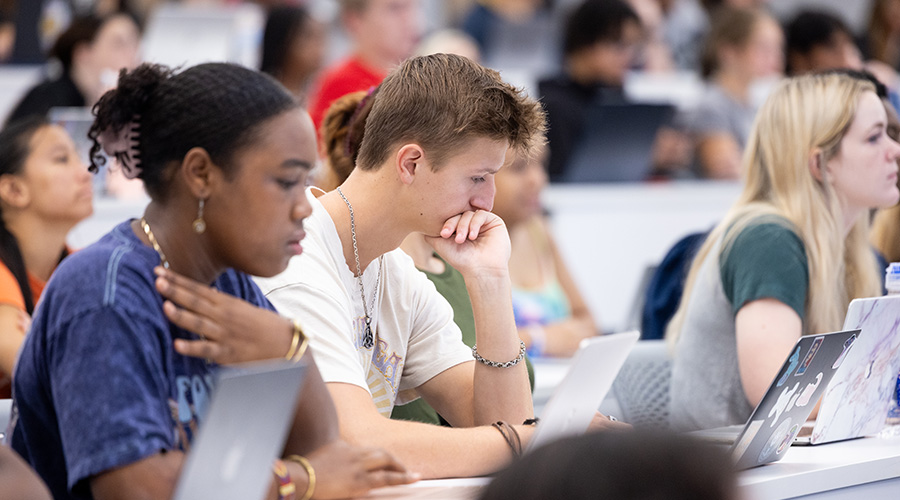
[286,455,316,500]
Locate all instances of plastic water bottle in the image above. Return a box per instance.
[881,263,900,438]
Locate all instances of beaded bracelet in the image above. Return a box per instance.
[286,454,316,500]
[472,340,527,368]
[273,459,296,500]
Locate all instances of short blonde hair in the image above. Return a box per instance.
[357,53,546,170]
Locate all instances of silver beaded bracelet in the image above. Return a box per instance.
[472,340,527,368]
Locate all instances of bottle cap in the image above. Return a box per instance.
[885,263,900,294]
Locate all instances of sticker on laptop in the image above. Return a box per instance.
[759,417,793,463]
[731,419,764,460]
[777,346,801,387]
[768,382,799,426]
[794,372,823,407]
[777,423,801,455]
[795,336,824,376]
[831,333,857,369]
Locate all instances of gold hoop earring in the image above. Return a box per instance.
[193,198,206,234]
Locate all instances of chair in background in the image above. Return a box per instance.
[610,340,672,430]
[0,398,11,442]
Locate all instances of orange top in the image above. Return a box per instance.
[0,259,44,311]
[0,260,48,398]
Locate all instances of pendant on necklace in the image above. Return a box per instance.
[363,318,374,349]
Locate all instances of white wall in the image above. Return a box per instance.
[543,181,742,333]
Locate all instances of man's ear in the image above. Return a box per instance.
[179,147,218,199]
[396,144,425,186]
[808,148,825,182]
[0,175,29,209]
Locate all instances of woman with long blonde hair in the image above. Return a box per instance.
[667,73,900,431]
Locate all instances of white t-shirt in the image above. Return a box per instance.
[255,189,473,416]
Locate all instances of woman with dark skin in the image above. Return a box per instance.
[10,62,416,500]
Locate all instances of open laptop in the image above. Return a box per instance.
[689,329,859,470]
[172,360,307,500]
[795,295,900,445]
[560,103,675,183]
[526,330,640,453]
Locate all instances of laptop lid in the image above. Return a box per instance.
[561,103,675,183]
[172,360,307,500]
[526,331,639,453]
[804,295,900,444]
[725,329,859,470]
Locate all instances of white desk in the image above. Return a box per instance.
[359,436,900,499]
[738,436,900,499]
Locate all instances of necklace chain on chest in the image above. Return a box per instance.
[140,217,169,269]
[337,187,381,349]
[140,217,211,363]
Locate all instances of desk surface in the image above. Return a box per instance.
[359,436,900,500]
[739,436,900,499]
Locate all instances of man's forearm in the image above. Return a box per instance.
[464,272,534,425]
[343,414,534,478]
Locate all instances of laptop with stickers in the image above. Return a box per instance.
[526,331,640,453]
[172,360,307,500]
[794,295,900,445]
[689,329,859,470]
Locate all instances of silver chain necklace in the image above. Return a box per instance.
[337,187,381,349]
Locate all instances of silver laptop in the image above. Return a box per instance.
[526,331,640,453]
[796,295,900,445]
[173,360,307,500]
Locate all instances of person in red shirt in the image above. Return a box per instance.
[307,0,423,134]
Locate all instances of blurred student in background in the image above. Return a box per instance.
[0,117,92,398]
[6,12,140,126]
[681,6,783,179]
[307,0,422,133]
[863,0,900,71]
[785,10,862,76]
[668,73,900,431]
[260,4,327,107]
[538,0,642,181]
[491,146,599,356]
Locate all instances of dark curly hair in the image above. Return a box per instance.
[88,62,298,200]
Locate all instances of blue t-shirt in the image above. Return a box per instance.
[10,220,275,500]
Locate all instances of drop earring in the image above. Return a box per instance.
[193,198,206,234]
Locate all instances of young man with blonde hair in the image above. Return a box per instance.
[255,54,620,478]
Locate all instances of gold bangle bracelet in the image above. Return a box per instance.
[290,320,308,362]
[285,320,302,360]
[292,337,309,363]
[286,455,316,500]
